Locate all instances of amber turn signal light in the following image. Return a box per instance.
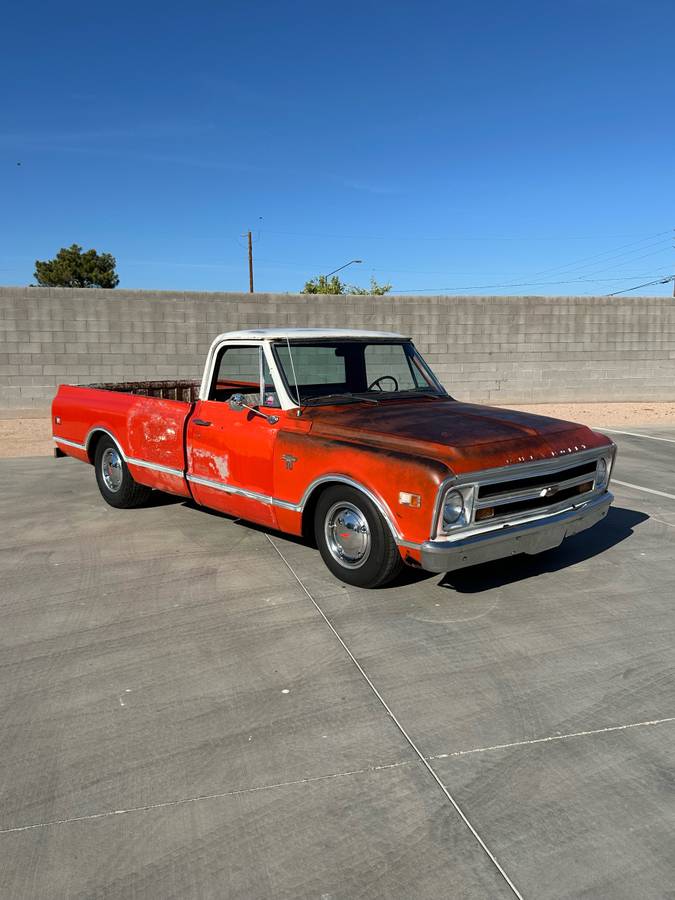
[475,507,495,521]
[399,491,421,508]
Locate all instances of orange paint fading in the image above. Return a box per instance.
[52,381,613,565]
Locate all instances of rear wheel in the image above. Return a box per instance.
[314,485,403,588]
[94,436,152,508]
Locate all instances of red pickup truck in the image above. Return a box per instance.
[52,328,615,587]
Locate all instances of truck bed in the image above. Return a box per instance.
[52,381,197,496]
[85,380,200,402]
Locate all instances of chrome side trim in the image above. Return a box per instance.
[398,539,423,551]
[273,496,302,511]
[53,435,87,451]
[84,428,184,478]
[187,472,404,543]
[126,457,184,478]
[186,473,275,506]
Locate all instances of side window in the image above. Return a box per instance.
[364,344,417,390]
[211,346,261,403]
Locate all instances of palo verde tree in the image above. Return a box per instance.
[345,277,392,296]
[302,275,392,295]
[34,244,120,288]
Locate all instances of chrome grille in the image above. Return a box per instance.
[473,457,602,525]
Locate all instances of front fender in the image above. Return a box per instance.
[272,431,452,547]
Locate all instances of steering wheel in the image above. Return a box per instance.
[368,375,399,392]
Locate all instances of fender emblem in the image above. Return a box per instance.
[282,454,298,470]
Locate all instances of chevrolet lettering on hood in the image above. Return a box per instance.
[51,328,615,588]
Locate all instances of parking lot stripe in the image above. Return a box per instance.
[431,715,675,761]
[600,428,675,444]
[612,479,675,501]
[266,535,525,900]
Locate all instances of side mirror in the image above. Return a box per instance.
[227,392,279,425]
[228,392,245,412]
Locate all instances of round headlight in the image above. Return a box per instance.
[596,457,608,488]
[442,490,465,527]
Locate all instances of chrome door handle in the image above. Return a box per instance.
[193,419,212,427]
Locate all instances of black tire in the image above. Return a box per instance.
[94,436,153,509]
[314,485,404,588]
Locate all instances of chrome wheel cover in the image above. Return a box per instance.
[324,501,371,569]
[101,447,123,492]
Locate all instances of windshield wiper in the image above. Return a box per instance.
[303,392,379,406]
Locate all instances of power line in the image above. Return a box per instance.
[523,232,672,279]
[576,245,674,279]
[607,275,674,297]
[252,231,672,279]
[390,273,674,294]
[261,227,672,243]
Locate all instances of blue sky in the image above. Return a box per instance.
[1,0,673,296]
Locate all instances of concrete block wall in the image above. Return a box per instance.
[1,286,674,408]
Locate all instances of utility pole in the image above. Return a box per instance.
[247,231,254,293]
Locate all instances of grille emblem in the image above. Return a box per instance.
[541,484,559,498]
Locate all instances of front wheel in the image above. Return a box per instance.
[314,486,404,588]
[94,436,153,508]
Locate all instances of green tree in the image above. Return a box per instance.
[301,274,392,295]
[346,277,392,296]
[34,244,119,288]
[301,274,347,294]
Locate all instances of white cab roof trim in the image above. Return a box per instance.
[211,327,409,342]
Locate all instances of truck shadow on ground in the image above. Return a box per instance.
[437,506,648,594]
[186,500,648,595]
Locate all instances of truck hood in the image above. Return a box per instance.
[308,398,611,474]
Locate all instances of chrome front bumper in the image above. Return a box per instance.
[419,491,613,574]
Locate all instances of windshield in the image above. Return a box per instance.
[272,340,446,406]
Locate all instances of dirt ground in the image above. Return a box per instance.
[1,402,674,459]
[497,401,675,427]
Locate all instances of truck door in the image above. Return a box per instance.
[186,343,280,527]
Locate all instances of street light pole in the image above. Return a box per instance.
[325,259,363,278]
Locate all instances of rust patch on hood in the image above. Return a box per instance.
[307,398,611,474]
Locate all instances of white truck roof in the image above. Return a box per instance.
[213,328,409,342]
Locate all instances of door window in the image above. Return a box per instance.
[210,346,261,404]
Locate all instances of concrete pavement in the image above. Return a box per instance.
[1,429,674,898]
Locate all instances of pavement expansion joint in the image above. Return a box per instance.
[430,716,675,761]
[0,761,413,837]
[265,534,525,900]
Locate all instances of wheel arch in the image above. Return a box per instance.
[299,475,402,544]
[85,427,125,465]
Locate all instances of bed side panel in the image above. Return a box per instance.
[52,385,191,495]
